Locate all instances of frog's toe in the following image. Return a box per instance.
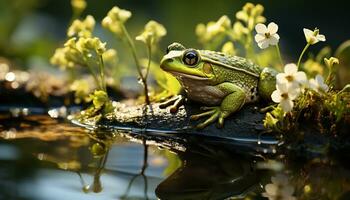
[169,105,178,113]
[217,115,225,128]
[200,106,216,111]
[192,107,221,129]
[196,111,220,129]
[190,110,216,120]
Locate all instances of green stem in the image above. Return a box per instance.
[275,44,284,68]
[99,55,107,92]
[337,84,350,95]
[145,44,152,80]
[70,46,102,90]
[87,64,102,90]
[297,43,310,69]
[120,23,150,105]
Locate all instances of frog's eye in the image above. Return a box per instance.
[183,50,199,66]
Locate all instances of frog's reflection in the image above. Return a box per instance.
[79,135,263,200]
[156,143,262,200]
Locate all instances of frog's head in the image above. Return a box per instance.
[160,43,215,81]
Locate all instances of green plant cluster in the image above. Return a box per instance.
[52,1,349,133]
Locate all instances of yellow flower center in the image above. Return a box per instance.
[286,75,294,82]
[281,93,289,99]
[264,32,271,38]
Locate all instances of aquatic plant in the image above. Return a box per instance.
[50,1,349,133]
[259,25,349,134]
[51,1,174,112]
[102,6,168,104]
[193,2,349,134]
[50,14,111,98]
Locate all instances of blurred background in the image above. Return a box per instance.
[1,0,350,69]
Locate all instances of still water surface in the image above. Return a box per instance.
[1,114,350,200]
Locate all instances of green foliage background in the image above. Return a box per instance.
[1,0,350,67]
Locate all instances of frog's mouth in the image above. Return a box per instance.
[168,70,210,81]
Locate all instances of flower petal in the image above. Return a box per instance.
[258,40,269,49]
[315,74,324,84]
[255,23,267,34]
[322,84,329,92]
[284,63,298,75]
[271,90,282,103]
[276,73,287,84]
[317,34,326,42]
[294,71,307,84]
[254,34,265,43]
[268,22,279,34]
[280,99,293,112]
[318,77,329,91]
[303,28,313,40]
[276,82,288,93]
[288,87,300,100]
[309,78,318,90]
[273,33,280,40]
[269,34,280,45]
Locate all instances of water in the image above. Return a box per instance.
[1,114,350,200]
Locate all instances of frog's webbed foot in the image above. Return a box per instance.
[189,83,247,129]
[159,95,185,113]
[190,106,227,129]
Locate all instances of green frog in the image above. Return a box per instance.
[160,43,277,129]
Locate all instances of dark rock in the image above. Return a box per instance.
[71,102,280,152]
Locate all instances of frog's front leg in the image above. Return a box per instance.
[159,95,186,113]
[190,83,246,129]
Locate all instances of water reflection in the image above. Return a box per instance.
[1,114,350,199]
[156,145,261,199]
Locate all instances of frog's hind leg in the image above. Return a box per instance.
[191,83,246,129]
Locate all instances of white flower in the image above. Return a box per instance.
[309,74,329,93]
[276,63,307,87]
[262,174,296,200]
[254,22,280,49]
[271,83,299,112]
[303,28,326,45]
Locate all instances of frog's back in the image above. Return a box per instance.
[200,50,262,102]
[199,50,261,76]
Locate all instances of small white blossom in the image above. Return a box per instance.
[276,63,307,87]
[309,74,329,93]
[271,83,299,112]
[303,28,326,45]
[254,22,280,49]
[262,174,296,200]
